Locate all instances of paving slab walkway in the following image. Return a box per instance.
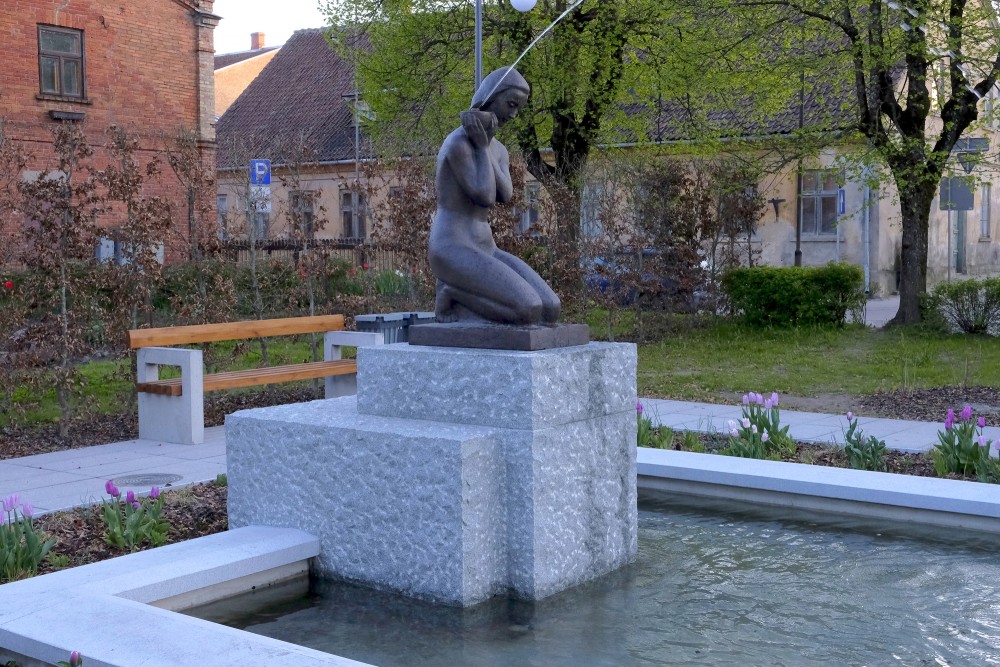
[2,400,988,516]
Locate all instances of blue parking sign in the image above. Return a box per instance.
[838,188,845,215]
[250,159,271,186]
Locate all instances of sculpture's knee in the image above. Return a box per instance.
[512,294,544,325]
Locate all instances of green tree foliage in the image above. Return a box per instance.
[723,0,1000,324]
[320,0,796,187]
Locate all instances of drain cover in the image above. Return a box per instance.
[112,474,183,487]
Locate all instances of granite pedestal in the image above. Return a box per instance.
[226,342,637,606]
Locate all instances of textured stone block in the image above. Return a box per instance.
[227,398,507,606]
[227,342,638,607]
[357,342,637,430]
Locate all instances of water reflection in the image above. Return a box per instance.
[190,493,1000,666]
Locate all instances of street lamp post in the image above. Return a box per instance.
[476,0,538,94]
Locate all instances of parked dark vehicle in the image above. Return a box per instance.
[583,249,704,312]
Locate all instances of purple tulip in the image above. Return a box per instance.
[978,435,989,448]
[730,429,739,438]
[126,490,136,504]
[21,502,33,518]
[755,393,764,405]
[979,417,986,429]
[945,409,956,430]
[2,495,19,513]
[770,392,779,406]
[761,431,770,442]
[961,404,973,421]
[742,418,751,428]
[636,401,643,415]
[69,650,82,667]
[132,501,141,510]
[846,411,854,422]
[742,394,750,405]
[764,398,773,410]
[150,486,160,500]
[105,480,121,498]
[751,424,758,434]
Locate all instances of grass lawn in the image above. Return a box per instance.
[6,316,1000,428]
[2,337,338,428]
[585,311,1000,402]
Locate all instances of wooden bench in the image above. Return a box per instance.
[128,315,383,445]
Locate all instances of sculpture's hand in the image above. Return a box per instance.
[461,110,496,149]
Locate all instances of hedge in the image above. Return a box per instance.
[722,263,866,327]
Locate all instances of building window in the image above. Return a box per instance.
[217,194,228,240]
[340,190,367,239]
[290,191,316,238]
[252,212,269,240]
[38,25,84,98]
[981,184,991,238]
[580,182,604,239]
[799,170,838,235]
[519,182,541,234]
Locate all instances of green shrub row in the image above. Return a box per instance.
[721,263,866,327]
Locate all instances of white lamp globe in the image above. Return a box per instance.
[510,0,537,11]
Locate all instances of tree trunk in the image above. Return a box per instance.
[890,176,935,325]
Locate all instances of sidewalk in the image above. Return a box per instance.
[1,399,982,516]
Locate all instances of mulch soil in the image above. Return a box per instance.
[3,384,997,577]
[30,481,228,579]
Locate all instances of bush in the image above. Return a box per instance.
[722,263,865,327]
[927,277,1000,335]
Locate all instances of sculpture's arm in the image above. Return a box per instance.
[494,143,513,204]
[446,112,498,208]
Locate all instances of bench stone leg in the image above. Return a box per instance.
[324,331,384,398]
[137,347,204,445]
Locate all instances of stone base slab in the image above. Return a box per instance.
[357,342,637,430]
[226,396,637,606]
[407,322,589,350]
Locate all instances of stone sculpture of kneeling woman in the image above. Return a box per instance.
[429,67,560,326]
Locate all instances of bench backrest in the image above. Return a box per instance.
[128,315,346,349]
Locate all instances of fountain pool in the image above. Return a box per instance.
[188,492,1000,666]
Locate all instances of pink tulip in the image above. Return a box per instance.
[69,650,82,667]
[2,495,19,513]
[21,502,33,518]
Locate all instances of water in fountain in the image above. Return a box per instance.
[190,493,1000,666]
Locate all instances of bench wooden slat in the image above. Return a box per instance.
[128,315,346,349]
[135,360,358,397]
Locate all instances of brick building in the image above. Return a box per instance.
[0,0,219,261]
[215,31,279,118]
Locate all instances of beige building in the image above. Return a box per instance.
[216,28,374,243]
[747,134,1000,296]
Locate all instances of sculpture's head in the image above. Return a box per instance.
[471,67,530,126]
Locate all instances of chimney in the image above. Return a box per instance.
[251,32,265,50]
